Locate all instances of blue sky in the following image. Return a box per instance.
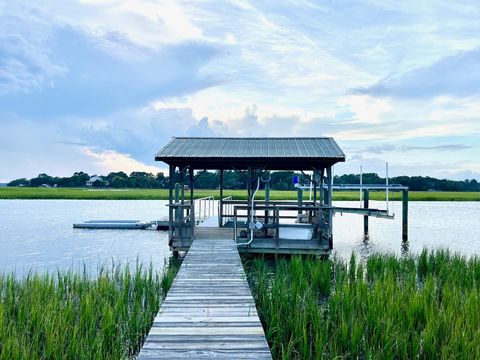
[1,0,479,182]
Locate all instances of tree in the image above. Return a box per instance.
[7,178,29,187]
[70,172,90,187]
[30,173,55,187]
[111,176,128,188]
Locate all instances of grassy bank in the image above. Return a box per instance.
[0,261,180,359]
[1,187,480,201]
[246,250,480,359]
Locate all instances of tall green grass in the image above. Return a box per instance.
[246,250,480,359]
[0,260,180,359]
[1,187,479,201]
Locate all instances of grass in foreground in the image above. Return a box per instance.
[1,187,480,201]
[0,260,180,360]
[246,250,480,359]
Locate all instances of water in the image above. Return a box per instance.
[0,200,170,276]
[334,200,480,259]
[1,200,479,276]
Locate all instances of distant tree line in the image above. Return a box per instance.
[7,171,480,192]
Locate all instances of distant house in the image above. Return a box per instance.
[86,176,103,187]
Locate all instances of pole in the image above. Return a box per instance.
[297,186,303,215]
[309,172,313,201]
[363,189,369,235]
[174,182,180,221]
[326,166,333,249]
[189,168,194,203]
[247,167,252,229]
[359,164,363,208]
[219,169,224,227]
[264,175,270,237]
[386,162,389,214]
[189,167,195,241]
[402,189,408,241]
[168,165,174,240]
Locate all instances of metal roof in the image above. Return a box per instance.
[155,137,345,170]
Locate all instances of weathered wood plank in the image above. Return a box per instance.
[137,237,272,359]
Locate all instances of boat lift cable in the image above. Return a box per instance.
[236,173,269,246]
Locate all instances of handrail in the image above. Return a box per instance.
[220,196,233,226]
[195,196,215,223]
[233,203,327,245]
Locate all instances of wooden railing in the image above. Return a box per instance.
[232,204,331,247]
[195,196,215,224]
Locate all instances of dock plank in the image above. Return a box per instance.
[138,238,272,359]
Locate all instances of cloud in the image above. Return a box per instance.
[0,25,224,117]
[82,147,163,175]
[1,0,480,182]
[0,12,66,96]
[353,48,480,99]
[0,115,166,182]
[355,144,472,154]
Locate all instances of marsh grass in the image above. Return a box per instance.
[1,187,479,201]
[0,260,180,359]
[246,250,480,359]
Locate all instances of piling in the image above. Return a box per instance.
[363,189,369,235]
[297,187,303,215]
[402,190,408,241]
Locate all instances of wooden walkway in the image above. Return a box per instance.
[138,237,272,359]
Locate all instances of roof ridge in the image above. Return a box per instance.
[172,136,334,139]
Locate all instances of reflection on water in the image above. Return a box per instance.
[1,200,479,276]
[0,200,170,276]
[333,200,480,260]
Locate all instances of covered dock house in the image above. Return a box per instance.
[156,137,350,256]
[137,136,408,358]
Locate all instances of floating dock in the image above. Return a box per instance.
[73,218,169,230]
[138,235,272,359]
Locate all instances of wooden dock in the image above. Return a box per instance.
[138,237,272,359]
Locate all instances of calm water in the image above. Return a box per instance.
[334,201,480,259]
[1,200,479,275]
[0,200,170,276]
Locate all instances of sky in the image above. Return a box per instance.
[1,0,479,183]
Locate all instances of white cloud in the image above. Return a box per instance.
[2,0,480,181]
[82,147,164,175]
[337,95,392,124]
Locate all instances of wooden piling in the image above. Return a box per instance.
[402,189,408,241]
[297,187,303,215]
[363,189,369,235]
[219,170,224,227]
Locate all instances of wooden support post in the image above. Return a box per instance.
[319,168,325,205]
[179,167,185,248]
[264,178,270,237]
[247,167,252,229]
[180,168,185,205]
[318,168,325,244]
[326,166,333,249]
[174,182,180,221]
[219,169,224,227]
[265,178,270,204]
[189,168,194,234]
[313,170,317,205]
[168,165,174,245]
[402,190,408,241]
[297,187,303,215]
[363,189,369,235]
[189,167,194,204]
